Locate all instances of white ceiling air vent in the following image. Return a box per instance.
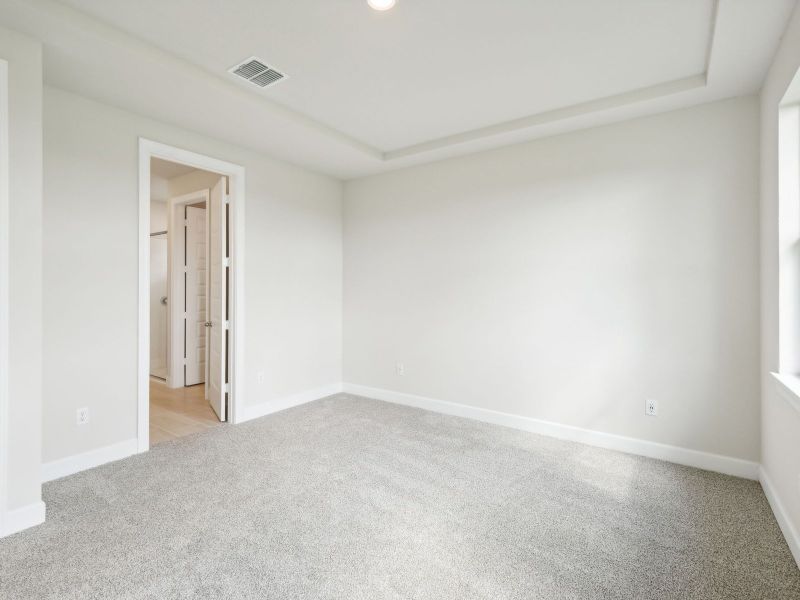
[228,57,287,89]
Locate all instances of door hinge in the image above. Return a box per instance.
[224,383,231,393]
[223,257,230,268]
[224,320,230,330]
[224,195,230,205]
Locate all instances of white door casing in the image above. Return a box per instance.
[0,59,10,535]
[208,177,227,421]
[185,205,206,386]
[139,138,245,452]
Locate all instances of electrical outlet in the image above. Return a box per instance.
[645,399,658,417]
[396,362,405,376]
[76,407,90,426]
[257,371,265,384]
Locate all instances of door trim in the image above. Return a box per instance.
[166,189,209,389]
[0,60,10,534]
[138,139,246,453]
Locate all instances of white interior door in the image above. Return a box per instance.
[208,177,227,421]
[149,235,168,379]
[184,205,206,386]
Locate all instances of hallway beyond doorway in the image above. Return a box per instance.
[149,379,221,445]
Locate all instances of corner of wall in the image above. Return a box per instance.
[0,24,45,536]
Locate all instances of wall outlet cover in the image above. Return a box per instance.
[77,407,90,425]
[645,399,659,417]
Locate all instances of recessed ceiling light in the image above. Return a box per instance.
[368,0,395,11]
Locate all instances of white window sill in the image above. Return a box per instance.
[771,372,800,415]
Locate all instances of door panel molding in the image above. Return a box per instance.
[185,205,207,386]
[166,190,209,388]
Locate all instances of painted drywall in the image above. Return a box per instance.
[43,86,342,463]
[168,169,221,198]
[0,26,43,516]
[760,1,800,560]
[344,96,760,462]
[150,199,168,232]
[150,173,168,203]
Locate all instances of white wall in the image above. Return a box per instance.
[150,173,168,203]
[43,86,342,463]
[0,26,43,523]
[168,169,221,198]
[760,2,800,563]
[150,199,168,231]
[344,96,760,462]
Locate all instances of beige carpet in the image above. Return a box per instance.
[1,394,798,599]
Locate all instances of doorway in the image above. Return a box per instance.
[150,167,218,443]
[139,140,246,451]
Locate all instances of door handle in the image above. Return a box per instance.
[204,321,213,328]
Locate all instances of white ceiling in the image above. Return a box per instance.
[60,0,715,152]
[0,0,796,179]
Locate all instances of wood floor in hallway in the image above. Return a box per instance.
[149,378,222,445]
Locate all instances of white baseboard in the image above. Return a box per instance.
[238,383,343,423]
[0,500,46,538]
[42,438,139,483]
[760,467,800,569]
[41,384,344,482]
[342,383,760,480]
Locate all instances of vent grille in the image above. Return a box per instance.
[229,57,286,89]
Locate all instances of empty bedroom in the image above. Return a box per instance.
[1,1,799,599]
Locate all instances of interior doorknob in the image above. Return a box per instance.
[204,321,212,328]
